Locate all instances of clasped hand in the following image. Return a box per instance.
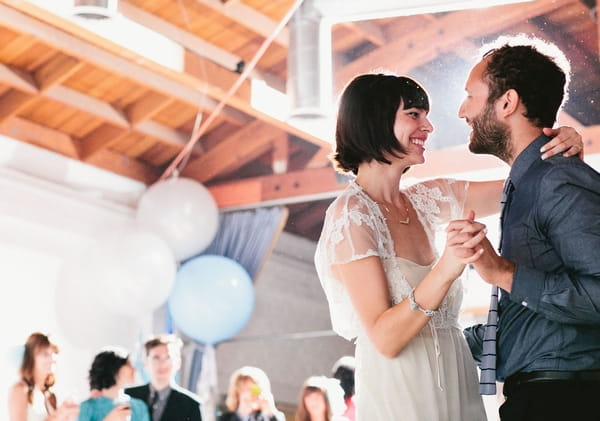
[445,210,515,292]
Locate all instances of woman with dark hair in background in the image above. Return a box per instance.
[77,349,148,421]
[8,332,79,421]
[331,357,355,421]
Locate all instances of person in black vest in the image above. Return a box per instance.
[126,334,202,421]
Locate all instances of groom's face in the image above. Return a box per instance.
[458,58,512,162]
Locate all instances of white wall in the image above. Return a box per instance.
[0,158,152,420]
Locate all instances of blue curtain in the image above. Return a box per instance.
[201,206,287,278]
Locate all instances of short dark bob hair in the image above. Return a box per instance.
[88,348,130,391]
[332,73,430,175]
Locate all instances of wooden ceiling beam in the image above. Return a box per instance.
[192,0,289,48]
[335,0,577,90]
[135,120,189,147]
[340,21,387,46]
[0,54,83,123]
[118,1,283,88]
[306,146,333,169]
[82,147,161,184]
[182,119,282,182]
[0,89,34,122]
[207,166,347,209]
[0,116,80,159]
[79,124,128,159]
[0,33,36,62]
[0,62,37,93]
[33,53,83,91]
[45,86,128,128]
[1,117,161,183]
[272,135,289,174]
[0,1,326,148]
[0,2,247,123]
[125,92,174,126]
[46,86,190,149]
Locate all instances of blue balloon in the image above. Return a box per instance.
[168,255,255,344]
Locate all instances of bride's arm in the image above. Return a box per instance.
[462,180,504,218]
[333,222,487,358]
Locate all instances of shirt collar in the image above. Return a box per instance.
[509,134,549,188]
[150,385,171,401]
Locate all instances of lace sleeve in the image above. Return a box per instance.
[321,193,381,265]
[408,178,469,228]
[315,190,383,340]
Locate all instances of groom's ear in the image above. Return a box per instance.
[497,89,520,118]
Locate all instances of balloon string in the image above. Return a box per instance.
[159,0,306,182]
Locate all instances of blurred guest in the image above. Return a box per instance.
[331,357,355,421]
[217,366,284,421]
[78,348,149,421]
[8,332,79,421]
[295,376,347,421]
[126,334,202,421]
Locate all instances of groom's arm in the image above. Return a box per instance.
[463,324,485,366]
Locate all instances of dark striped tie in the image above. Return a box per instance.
[479,285,498,394]
[479,178,513,395]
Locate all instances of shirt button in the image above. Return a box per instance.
[521,300,528,307]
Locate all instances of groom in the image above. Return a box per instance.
[457,36,600,420]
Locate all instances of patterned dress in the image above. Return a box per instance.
[315,178,486,421]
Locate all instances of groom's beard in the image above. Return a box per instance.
[468,102,513,163]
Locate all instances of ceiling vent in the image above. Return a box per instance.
[287,0,332,120]
[73,0,118,20]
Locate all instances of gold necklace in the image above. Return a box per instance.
[378,194,410,225]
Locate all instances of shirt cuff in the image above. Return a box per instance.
[509,264,544,311]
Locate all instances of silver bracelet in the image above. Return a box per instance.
[408,288,437,317]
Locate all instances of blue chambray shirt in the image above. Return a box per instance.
[465,134,600,381]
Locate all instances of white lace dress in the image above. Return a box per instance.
[315,178,486,421]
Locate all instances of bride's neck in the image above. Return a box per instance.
[355,166,403,203]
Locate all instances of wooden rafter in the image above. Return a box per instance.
[0,116,161,182]
[207,166,347,209]
[181,119,283,182]
[118,1,284,89]
[0,53,83,123]
[191,0,289,48]
[335,0,577,90]
[341,21,387,46]
[0,0,329,149]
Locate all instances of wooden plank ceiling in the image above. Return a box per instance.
[0,0,598,241]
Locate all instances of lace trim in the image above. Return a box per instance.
[317,178,465,341]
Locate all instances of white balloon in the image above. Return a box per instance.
[136,177,219,261]
[54,259,141,351]
[86,227,177,318]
